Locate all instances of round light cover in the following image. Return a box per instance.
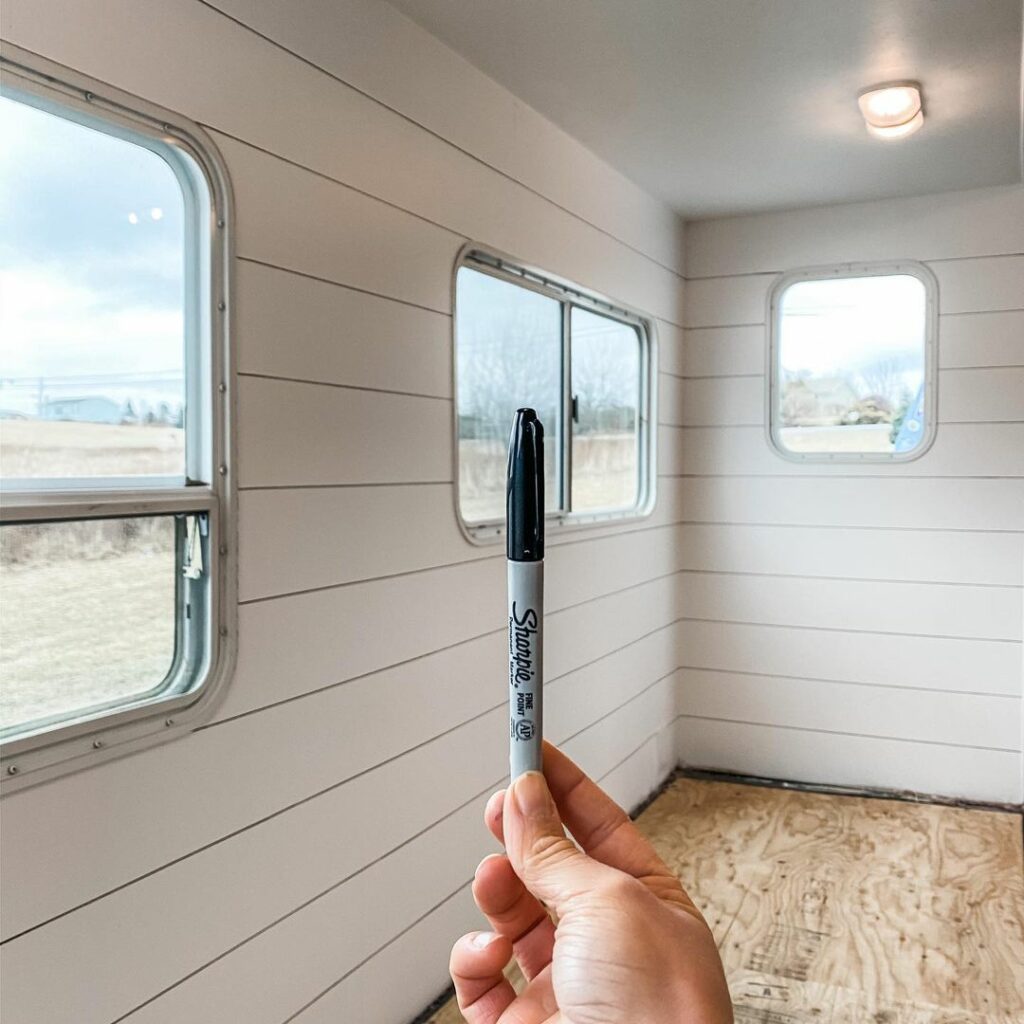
[857,81,923,139]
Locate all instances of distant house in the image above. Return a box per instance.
[801,376,860,413]
[41,396,125,424]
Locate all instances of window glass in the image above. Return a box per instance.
[456,266,561,522]
[570,307,640,511]
[0,516,179,736]
[774,274,928,456]
[0,95,186,482]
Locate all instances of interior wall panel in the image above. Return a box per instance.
[235,260,454,398]
[679,186,1024,803]
[676,718,1021,804]
[201,0,687,271]
[0,3,688,1022]
[670,422,1024,477]
[676,619,1022,699]
[684,184,1024,277]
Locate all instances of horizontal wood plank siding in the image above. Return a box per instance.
[0,3,687,1022]
[206,0,686,272]
[663,422,1024,477]
[684,184,1024,277]
[676,619,1021,698]
[675,718,1020,804]
[678,186,1024,803]
[678,669,1019,749]
[235,260,454,399]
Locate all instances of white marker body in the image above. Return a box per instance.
[508,559,543,778]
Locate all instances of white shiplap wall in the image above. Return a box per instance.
[677,186,1024,806]
[0,2,687,1022]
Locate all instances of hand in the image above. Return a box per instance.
[449,742,733,1024]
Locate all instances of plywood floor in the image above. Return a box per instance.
[428,777,1024,1023]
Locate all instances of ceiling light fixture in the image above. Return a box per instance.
[857,81,924,140]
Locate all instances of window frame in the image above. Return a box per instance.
[452,245,657,543]
[766,260,939,464]
[0,49,236,791]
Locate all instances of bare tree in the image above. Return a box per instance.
[857,355,911,408]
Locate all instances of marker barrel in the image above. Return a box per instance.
[508,558,543,778]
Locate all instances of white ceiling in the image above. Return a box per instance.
[386,0,1024,218]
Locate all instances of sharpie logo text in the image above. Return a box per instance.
[509,602,538,687]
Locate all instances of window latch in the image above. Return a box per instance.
[182,515,205,580]
[571,394,580,423]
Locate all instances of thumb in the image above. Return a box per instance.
[504,770,614,915]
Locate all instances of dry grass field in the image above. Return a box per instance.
[780,423,893,453]
[0,545,176,728]
[0,421,182,731]
[459,434,638,521]
[0,418,184,478]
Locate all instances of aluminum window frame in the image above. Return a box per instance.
[453,245,657,544]
[766,260,939,464]
[0,49,236,791]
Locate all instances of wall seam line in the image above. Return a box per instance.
[676,664,1021,699]
[675,713,1021,753]
[195,0,689,281]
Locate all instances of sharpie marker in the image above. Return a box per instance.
[507,408,545,779]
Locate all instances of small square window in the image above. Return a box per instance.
[454,253,653,537]
[768,265,936,461]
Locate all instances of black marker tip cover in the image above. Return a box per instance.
[507,408,544,778]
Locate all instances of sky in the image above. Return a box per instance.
[779,274,926,381]
[0,92,186,415]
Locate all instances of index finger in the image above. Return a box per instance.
[541,742,679,886]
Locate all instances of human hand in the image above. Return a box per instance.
[449,742,733,1024]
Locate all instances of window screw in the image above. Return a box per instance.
[219,544,228,556]
[217,218,225,229]
[84,91,95,102]
[218,382,227,394]
[92,740,104,750]
[217,300,226,312]
[218,464,228,476]
[165,718,175,727]
[6,765,18,776]
[219,625,229,638]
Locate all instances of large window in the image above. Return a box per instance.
[768,264,936,460]
[0,60,233,787]
[455,251,653,536]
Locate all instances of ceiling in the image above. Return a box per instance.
[386,0,1024,218]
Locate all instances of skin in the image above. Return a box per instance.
[450,742,733,1024]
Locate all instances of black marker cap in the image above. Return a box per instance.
[507,408,545,561]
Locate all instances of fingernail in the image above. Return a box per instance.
[470,930,498,950]
[511,771,553,818]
